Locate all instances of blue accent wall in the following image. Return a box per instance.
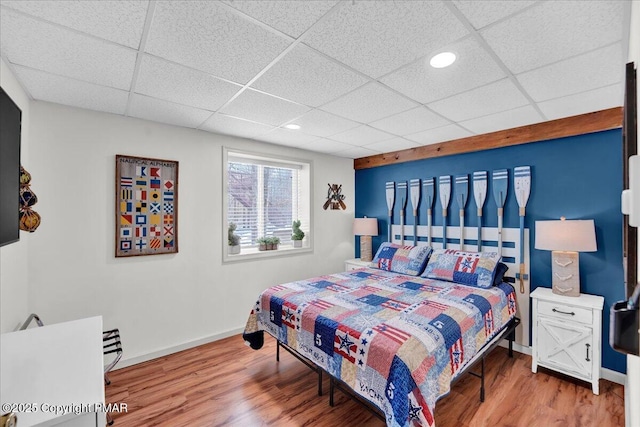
[355,129,626,374]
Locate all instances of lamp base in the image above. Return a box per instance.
[551,251,580,297]
[360,235,373,262]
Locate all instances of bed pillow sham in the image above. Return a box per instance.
[421,249,501,288]
[370,243,432,276]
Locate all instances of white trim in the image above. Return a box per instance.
[111,327,244,370]
[601,367,626,385]
[498,341,531,356]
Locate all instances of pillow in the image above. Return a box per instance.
[493,262,509,286]
[421,249,501,288]
[370,243,432,276]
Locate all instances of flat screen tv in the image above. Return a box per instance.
[0,87,22,247]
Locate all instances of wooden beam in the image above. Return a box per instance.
[354,107,623,170]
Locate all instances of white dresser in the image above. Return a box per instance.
[531,287,604,394]
[0,316,106,426]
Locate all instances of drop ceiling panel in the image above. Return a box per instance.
[369,107,451,136]
[219,89,310,126]
[363,137,418,153]
[537,84,623,120]
[459,105,543,135]
[0,8,136,90]
[427,79,530,122]
[1,0,148,48]
[306,138,356,154]
[381,37,506,104]
[320,82,417,123]
[332,145,380,158]
[145,1,291,84]
[259,128,319,147]
[406,124,473,145]
[304,1,468,79]
[128,94,214,129]
[452,0,538,30]
[517,43,623,102]
[251,45,368,107]
[221,0,339,38]
[13,66,129,115]
[287,109,359,138]
[200,114,275,139]
[136,55,242,112]
[329,125,396,146]
[481,0,625,74]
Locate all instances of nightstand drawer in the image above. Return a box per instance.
[538,300,592,324]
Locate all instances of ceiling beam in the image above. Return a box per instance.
[353,107,623,170]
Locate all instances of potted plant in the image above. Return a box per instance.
[266,236,280,250]
[291,220,305,248]
[257,236,268,251]
[228,222,241,255]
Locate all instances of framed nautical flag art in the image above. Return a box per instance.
[116,155,178,257]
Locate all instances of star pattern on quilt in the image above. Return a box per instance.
[408,401,422,420]
[338,332,355,354]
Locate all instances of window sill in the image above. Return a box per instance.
[223,244,312,263]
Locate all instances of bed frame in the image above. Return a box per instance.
[273,224,529,417]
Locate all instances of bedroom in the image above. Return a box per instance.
[0,1,638,426]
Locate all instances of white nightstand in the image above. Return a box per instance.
[531,287,604,394]
[345,258,371,271]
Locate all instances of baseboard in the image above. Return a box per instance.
[112,327,244,370]
[498,341,532,355]
[601,367,626,385]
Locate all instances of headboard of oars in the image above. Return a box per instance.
[385,168,532,348]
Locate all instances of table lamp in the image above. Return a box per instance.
[353,217,378,262]
[535,218,597,297]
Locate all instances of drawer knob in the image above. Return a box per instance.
[552,308,575,316]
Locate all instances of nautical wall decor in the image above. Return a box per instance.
[323,183,346,210]
[19,166,41,232]
[115,155,178,257]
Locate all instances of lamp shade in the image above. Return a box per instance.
[535,219,597,252]
[353,217,378,236]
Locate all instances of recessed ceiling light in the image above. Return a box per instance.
[284,124,301,130]
[430,52,456,68]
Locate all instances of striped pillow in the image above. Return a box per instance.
[370,243,432,276]
[421,249,501,288]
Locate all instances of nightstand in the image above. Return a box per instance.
[531,287,604,394]
[344,258,371,271]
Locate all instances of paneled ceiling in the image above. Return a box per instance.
[0,1,629,159]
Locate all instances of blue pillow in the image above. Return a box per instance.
[370,243,432,276]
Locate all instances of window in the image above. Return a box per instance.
[223,148,311,259]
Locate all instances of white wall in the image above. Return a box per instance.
[26,101,355,363]
[0,59,31,333]
[627,1,640,425]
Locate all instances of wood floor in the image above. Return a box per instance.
[105,334,625,427]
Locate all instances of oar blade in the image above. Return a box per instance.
[423,178,435,209]
[410,179,421,212]
[473,171,488,210]
[398,181,408,209]
[454,175,468,209]
[385,181,395,211]
[492,169,509,208]
[514,166,531,208]
[438,175,451,209]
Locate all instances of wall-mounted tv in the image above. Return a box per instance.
[0,87,22,247]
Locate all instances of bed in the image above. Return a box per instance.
[243,224,528,427]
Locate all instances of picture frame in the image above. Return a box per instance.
[115,154,178,257]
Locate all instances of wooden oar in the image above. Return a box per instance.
[492,169,509,257]
[439,176,451,249]
[514,166,531,294]
[455,175,468,251]
[473,171,488,251]
[410,179,421,245]
[385,181,395,242]
[423,178,435,246]
[398,181,408,245]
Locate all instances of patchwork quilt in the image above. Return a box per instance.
[243,268,517,427]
